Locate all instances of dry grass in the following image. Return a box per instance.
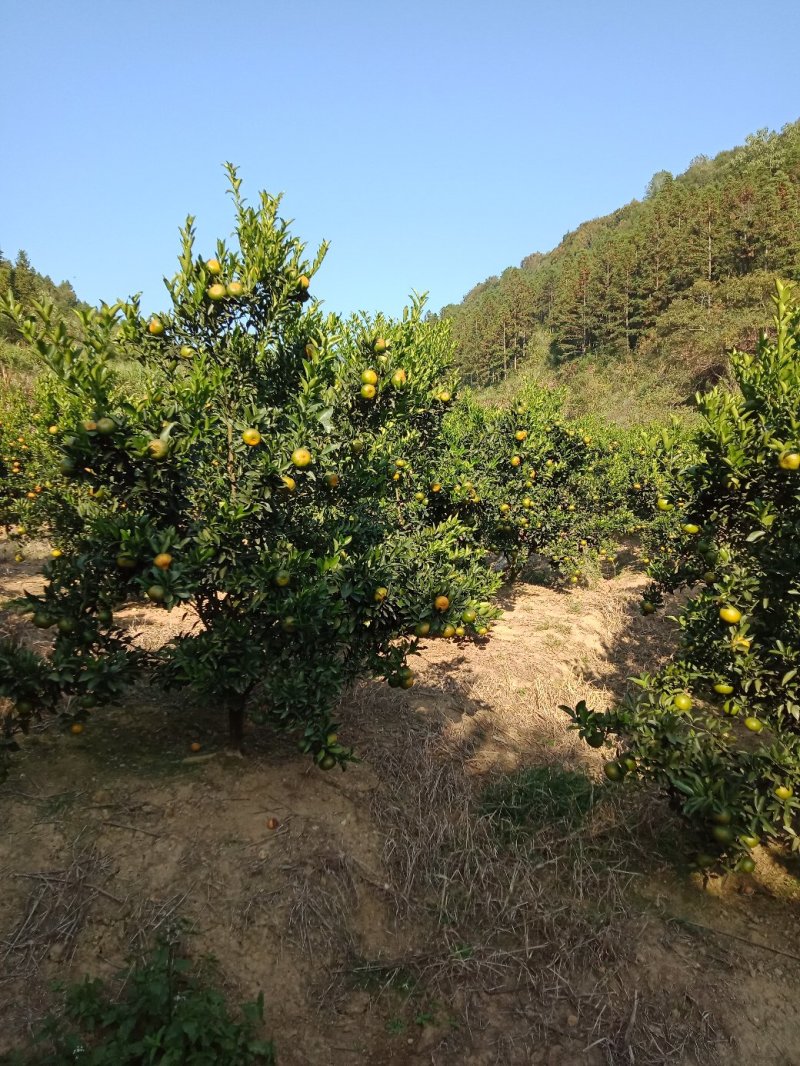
[1,840,116,986]
[352,729,722,1065]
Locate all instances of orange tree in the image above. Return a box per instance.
[431,384,656,584]
[0,167,500,771]
[567,280,800,869]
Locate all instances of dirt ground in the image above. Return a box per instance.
[1,543,800,1065]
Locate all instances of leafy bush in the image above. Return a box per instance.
[567,280,800,870]
[432,383,660,583]
[0,938,274,1065]
[0,167,500,767]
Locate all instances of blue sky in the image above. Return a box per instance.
[2,0,798,320]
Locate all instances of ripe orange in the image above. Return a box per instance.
[243,428,261,446]
[390,369,407,388]
[154,553,173,570]
[70,722,84,735]
[291,447,312,468]
[431,482,442,493]
[226,280,244,297]
[778,451,800,470]
[373,337,388,354]
[206,258,222,275]
[324,472,340,488]
[83,419,98,432]
[281,475,296,492]
[147,439,169,460]
[148,317,165,336]
[208,283,227,301]
[510,455,521,467]
[297,274,311,291]
[515,430,528,441]
[190,741,202,753]
[360,383,377,399]
[361,369,378,385]
[719,606,742,624]
[434,595,450,612]
[437,390,452,402]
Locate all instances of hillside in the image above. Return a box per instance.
[0,250,88,394]
[440,121,800,403]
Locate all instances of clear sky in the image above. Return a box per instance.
[2,0,798,321]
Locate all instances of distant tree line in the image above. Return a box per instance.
[441,122,800,389]
[0,249,84,342]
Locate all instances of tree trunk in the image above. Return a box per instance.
[228,705,245,752]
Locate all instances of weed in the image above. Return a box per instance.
[482,764,597,835]
[0,935,274,1065]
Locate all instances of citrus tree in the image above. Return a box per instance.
[435,384,656,584]
[567,280,800,869]
[0,166,500,770]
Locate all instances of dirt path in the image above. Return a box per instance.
[1,547,799,1064]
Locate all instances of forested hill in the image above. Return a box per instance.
[440,121,800,391]
[0,249,85,342]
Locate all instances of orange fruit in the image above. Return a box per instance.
[70,722,84,735]
[208,283,227,301]
[226,280,244,297]
[147,439,169,460]
[243,428,261,446]
[778,451,800,470]
[266,817,279,830]
[361,369,378,385]
[373,337,388,354]
[360,383,376,399]
[148,317,165,336]
[434,595,450,612]
[190,741,202,753]
[154,553,173,570]
[206,258,222,275]
[291,447,312,468]
[719,606,742,624]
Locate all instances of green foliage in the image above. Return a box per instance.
[566,281,800,870]
[444,121,800,393]
[0,938,274,1065]
[0,167,500,768]
[431,382,661,582]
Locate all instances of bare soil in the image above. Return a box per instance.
[1,542,799,1064]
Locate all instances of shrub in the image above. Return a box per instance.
[567,280,800,870]
[0,937,274,1065]
[433,383,659,583]
[0,167,500,769]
